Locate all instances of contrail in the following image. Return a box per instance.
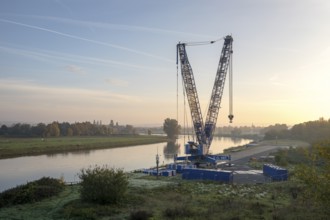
[38,15,215,39]
[6,15,215,39]
[0,45,168,72]
[0,18,174,63]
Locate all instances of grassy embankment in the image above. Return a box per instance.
[0,174,327,220]
[224,139,310,153]
[0,135,167,159]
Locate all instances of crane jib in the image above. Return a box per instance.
[177,35,233,156]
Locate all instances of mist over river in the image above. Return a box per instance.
[0,136,251,192]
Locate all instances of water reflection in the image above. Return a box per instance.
[0,136,252,192]
[211,136,242,145]
[163,141,181,160]
[46,149,92,158]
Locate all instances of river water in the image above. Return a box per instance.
[0,136,251,192]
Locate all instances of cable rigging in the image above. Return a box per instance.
[176,35,234,165]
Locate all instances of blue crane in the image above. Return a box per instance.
[176,35,233,166]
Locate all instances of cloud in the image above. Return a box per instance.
[14,15,215,39]
[66,64,86,75]
[0,79,161,124]
[105,78,129,87]
[0,79,139,104]
[0,18,174,63]
[0,45,59,64]
[0,45,167,72]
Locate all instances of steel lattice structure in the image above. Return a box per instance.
[177,35,233,157]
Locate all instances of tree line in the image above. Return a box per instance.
[0,120,136,137]
[264,118,330,143]
[162,117,330,143]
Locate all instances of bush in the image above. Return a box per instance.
[129,210,153,220]
[0,177,64,207]
[78,165,128,205]
[163,206,194,219]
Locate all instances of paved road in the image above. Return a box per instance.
[219,145,291,184]
[229,145,289,163]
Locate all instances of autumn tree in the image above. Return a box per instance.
[291,118,330,143]
[294,140,330,208]
[45,122,60,137]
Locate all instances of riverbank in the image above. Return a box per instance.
[1,139,327,219]
[0,135,168,159]
[223,139,310,154]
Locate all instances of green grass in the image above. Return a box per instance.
[0,135,167,159]
[258,139,310,148]
[1,174,328,220]
[224,139,310,154]
[223,144,247,153]
[1,139,328,219]
[0,185,80,220]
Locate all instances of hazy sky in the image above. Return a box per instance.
[0,0,329,127]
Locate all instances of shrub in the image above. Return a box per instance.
[163,206,194,219]
[0,177,64,207]
[78,165,128,205]
[129,210,153,220]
